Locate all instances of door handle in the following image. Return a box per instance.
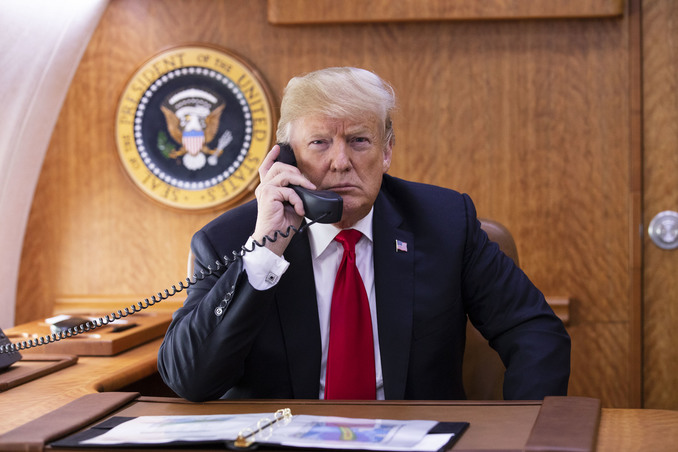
[648,210,678,250]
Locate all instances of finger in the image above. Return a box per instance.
[258,144,282,180]
[256,182,297,211]
[260,145,301,184]
[268,169,317,191]
[284,189,307,217]
[256,181,308,224]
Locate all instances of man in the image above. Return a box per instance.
[157,67,570,402]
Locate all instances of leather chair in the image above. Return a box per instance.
[462,218,519,400]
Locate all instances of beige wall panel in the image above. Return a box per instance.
[17,0,637,407]
[642,0,678,409]
[268,0,625,23]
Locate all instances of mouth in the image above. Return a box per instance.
[326,184,357,193]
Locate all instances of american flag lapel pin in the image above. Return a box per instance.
[395,239,408,253]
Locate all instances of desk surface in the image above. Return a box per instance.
[1,337,677,451]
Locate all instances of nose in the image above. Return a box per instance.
[328,142,351,172]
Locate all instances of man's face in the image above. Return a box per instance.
[289,115,392,228]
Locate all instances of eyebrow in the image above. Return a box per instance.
[304,127,373,140]
[345,126,376,138]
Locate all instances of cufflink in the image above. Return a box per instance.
[265,271,280,285]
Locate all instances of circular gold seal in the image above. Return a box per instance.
[115,45,275,210]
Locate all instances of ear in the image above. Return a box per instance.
[382,138,393,173]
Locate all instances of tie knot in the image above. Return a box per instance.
[335,229,362,251]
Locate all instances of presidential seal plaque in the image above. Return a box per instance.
[115,45,275,210]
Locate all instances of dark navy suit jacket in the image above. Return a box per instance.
[158,175,570,402]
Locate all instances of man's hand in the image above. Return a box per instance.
[251,144,317,256]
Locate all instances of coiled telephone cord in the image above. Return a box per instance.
[0,216,324,355]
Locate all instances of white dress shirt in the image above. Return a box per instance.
[242,209,385,399]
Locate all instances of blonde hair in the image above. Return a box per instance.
[276,67,396,146]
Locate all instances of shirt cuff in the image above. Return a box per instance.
[241,237,290,291]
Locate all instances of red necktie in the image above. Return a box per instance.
[324,229,376,399]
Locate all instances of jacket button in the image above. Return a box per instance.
[214,307,223,316]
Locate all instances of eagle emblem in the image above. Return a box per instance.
[159,87,233,170]
[116,45,274,210]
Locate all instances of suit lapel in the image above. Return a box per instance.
[276,231,322,398]
[373,191,414,399]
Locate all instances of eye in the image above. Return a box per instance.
[308,139,330,151]
[350,136,372,149]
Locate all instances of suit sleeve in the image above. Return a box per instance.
[157,230,277,402]
[460,194,571,400]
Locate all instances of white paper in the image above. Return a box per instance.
[81,413,267,445]
[80,413,448,451]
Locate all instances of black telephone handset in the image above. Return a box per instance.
[275,143,343,224]
[0,328,21,370]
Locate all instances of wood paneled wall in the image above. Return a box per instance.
[17,0,642,407]
[642,0,678,410]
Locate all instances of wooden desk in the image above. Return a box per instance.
[0,395,585,452]
[0,336,677,451]
[0,338,164,435]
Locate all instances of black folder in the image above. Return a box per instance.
[50,414,469,451]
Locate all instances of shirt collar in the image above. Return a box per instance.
[307,207,374,260]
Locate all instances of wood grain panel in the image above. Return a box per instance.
[641,0,678,410]
[17,0,637,407]
[597,408,678,451]
[268,0,625,24]
[567,322,630,405]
